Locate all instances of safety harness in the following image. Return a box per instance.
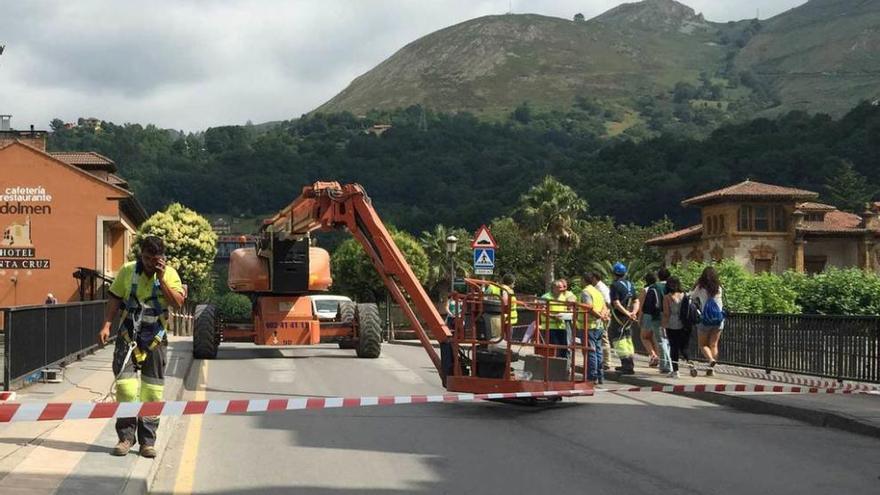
[119,262,168,365]
[99,263,169,403]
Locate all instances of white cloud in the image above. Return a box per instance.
[0,0,807,131]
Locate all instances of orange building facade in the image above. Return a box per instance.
[0,131,145,307]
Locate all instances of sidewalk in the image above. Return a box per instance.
[0,336,194,495]
[603,354,880,439]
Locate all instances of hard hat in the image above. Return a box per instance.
[612,262,627,275]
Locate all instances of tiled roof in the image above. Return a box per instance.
[50,151,116,171]
[107,174,129,188]
[799,210,867,234]
[682,180,818,206]
[645,224,703,246]
[796,202,836,211]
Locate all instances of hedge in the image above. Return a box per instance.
[670,260,880,316]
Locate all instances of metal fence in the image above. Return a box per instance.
[634,313,880,383]
[2,301,108,390]
[167,310,194,336]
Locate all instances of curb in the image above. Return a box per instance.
[120,338,195,495]
[607,370,880,440]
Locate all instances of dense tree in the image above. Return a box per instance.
[418,225,471,301]
[330,229,429,302]
[135,203,218,301]
[823,159,874,212]
[46,100,880,237]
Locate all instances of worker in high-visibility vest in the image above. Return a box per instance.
[580,277,611,384]
[99,236,185,459]
[607,262,639,374]
[485,273,518,326]
[540,279,576,359]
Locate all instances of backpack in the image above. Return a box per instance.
[701,297,725,327]
[642,285,662,318]
[679,294,702,328]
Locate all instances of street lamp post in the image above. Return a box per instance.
[445,235,458,293]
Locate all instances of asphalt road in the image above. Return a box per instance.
[151,343,880,494]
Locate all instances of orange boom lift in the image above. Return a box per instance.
[192,182,593,395]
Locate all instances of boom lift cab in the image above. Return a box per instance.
[192,181,593,397]
[193,223,382,359]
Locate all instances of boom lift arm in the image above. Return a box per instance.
[265,182,451,371]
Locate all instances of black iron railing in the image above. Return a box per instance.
[2,301,110,390]
[634,313,880,383]
[73,267,114,301]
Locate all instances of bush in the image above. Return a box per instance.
[670,260,800,314]
[793,268,880,315]
[671,262,880,315]
[214,293,252,322]
[135,203,218,301]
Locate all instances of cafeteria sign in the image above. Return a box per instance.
[0,185,53,269]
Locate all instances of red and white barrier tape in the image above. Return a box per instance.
[713,365,880,392]
[0,392,16,401]
[0,389,594,423]
[602,383,878,395]
[0,383,876,423]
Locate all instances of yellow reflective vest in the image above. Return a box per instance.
[582,285,606,329]
[540,291,574,330]
[486,283,518,324]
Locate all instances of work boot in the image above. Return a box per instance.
[140,445,157,458]
[112,439,133,456]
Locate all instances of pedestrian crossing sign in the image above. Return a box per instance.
[473,248,495,275]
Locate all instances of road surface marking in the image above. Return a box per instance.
[173,359,208,495]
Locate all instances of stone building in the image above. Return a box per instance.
[646,180,880,274]
[0,125,145,306]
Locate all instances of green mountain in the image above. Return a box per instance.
[316,0,880,132]
[735,0,880,116]
[318,1,723,121]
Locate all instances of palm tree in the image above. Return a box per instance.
[515,176,588,292]
[419,224,470,302]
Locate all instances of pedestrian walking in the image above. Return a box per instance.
[98,236,186,458]
[642,268,672,373]
[661,276,690,378]
[691,266,725,376]
[580,274,610,384]
[637,273,660,367]
[607,262,639,374]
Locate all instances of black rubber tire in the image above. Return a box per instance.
[337,301,357,349]
[355,303,382,358]
[193,304,220,359]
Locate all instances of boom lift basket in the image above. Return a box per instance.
[442,279,594,395]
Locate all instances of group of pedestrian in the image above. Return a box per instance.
[577,263,725,382]
[634,265,725,378]
[456,262,725,386]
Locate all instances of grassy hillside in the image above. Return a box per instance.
[317,3,733,122]
[314,0,880,136]
[736,0,880,116]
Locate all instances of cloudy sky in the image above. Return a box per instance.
[0,0,807,131]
